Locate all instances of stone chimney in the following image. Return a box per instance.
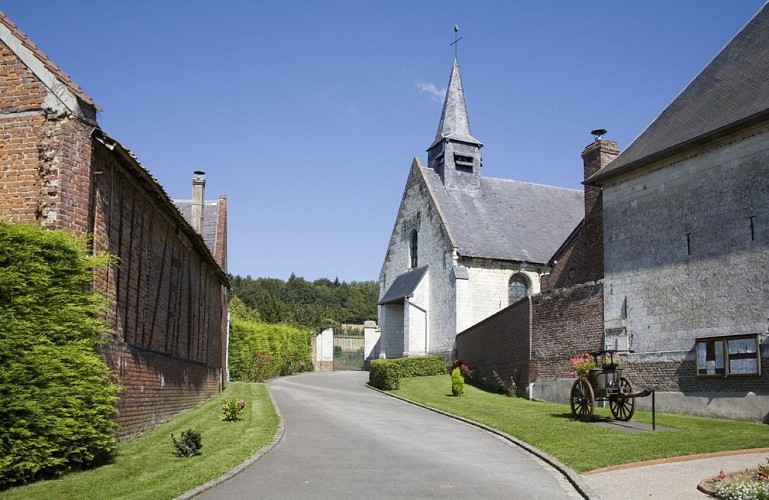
[581,134,619,281]
[191,171,206,234]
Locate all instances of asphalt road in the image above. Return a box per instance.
[195,371,583,499]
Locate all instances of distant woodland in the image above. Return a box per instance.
[229,274,379,331]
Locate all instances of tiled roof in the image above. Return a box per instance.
[589,4,769,183]
[174,201,221,257]
[0,10,98,109]
[422,167,583,264]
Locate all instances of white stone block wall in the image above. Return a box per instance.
[602,124,769,354]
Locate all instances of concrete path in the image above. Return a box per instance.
[195,371,584,499]
[582,449,769,499]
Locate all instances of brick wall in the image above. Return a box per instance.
[456,299,532,394]
[0,36,228,439]
[530,282,605,380]
[542,139,618,291]
[456,281,604,394]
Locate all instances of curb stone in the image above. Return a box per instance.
[366,382,599,500]
[176,384,286,499]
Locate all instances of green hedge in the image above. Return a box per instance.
[228,316,313,381]
[0,222,118,488]
[368,356,447,390]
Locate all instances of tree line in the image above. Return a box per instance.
[229,273,379,331]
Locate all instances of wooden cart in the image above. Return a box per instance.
[570,350,650,422]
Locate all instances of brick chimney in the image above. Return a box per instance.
[581,135,619,281]
[191,171,206,234]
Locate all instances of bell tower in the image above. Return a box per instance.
[427,58,483,190]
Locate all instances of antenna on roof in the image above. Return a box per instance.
[450,24,463,59]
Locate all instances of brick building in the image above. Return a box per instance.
[0,12,229,438]
[377,59,583,359]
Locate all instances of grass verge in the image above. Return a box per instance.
[393,375,769,473]
[0,382,278,500]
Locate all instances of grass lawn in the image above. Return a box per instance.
[393,375,769,473]
[0,382,278,500]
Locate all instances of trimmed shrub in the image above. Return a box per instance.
[0,222,118,488]
[451,367,465,396]
[170,428,202,457]
[228,316,313,381]
[368,356,447,390]
[369,360,400,390]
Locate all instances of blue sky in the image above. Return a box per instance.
[2,1,765,282]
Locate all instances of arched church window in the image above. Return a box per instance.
[409,230,418,268]
[508,274,529,305]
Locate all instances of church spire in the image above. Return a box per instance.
[427,57,483,190]
[429,59,481,150]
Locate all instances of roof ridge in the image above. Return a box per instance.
[0,10,98,109]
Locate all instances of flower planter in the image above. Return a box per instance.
[587,368,621,390]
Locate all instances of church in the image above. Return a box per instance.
[377,58,583,359]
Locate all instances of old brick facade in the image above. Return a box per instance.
[0,13,228,438]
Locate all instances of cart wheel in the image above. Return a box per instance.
[570,378,594,422]
[609,377,636,421]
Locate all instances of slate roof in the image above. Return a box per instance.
[174,201,222,257]
[589,4,769,184]
[422,167,583,264]
[429,59,481,149]
[378,266,428,305]
[0,11,98,109]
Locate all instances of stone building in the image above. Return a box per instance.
[377,59,583,359]
[0,12,229,438]
[587,4,769,420]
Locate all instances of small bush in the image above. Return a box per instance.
[221,399,246,421]
[170,428,202,457]
[368,356,447,390]
[493,370,517,397]
[451,367,465,395]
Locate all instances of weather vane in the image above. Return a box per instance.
[450,24,463,59]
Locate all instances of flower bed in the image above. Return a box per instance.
[699,458,769,499]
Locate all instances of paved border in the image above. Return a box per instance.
[176,385,286,500]
[366,382,597,500]
[584,447,769,474]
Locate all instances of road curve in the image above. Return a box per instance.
[196,371,583,499]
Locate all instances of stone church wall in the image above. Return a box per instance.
[0,37,228,439]
[601,123,769,420]
[379,164,456,357]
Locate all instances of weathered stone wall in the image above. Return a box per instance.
[599,122,769,419]
[602,125,769,359]
[379,162,455,357]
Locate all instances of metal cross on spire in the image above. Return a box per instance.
[450,24,463,59]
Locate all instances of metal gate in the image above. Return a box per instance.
[333,335,364,371]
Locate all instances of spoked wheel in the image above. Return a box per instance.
[609,377,636,421]
[570,378,595,422]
